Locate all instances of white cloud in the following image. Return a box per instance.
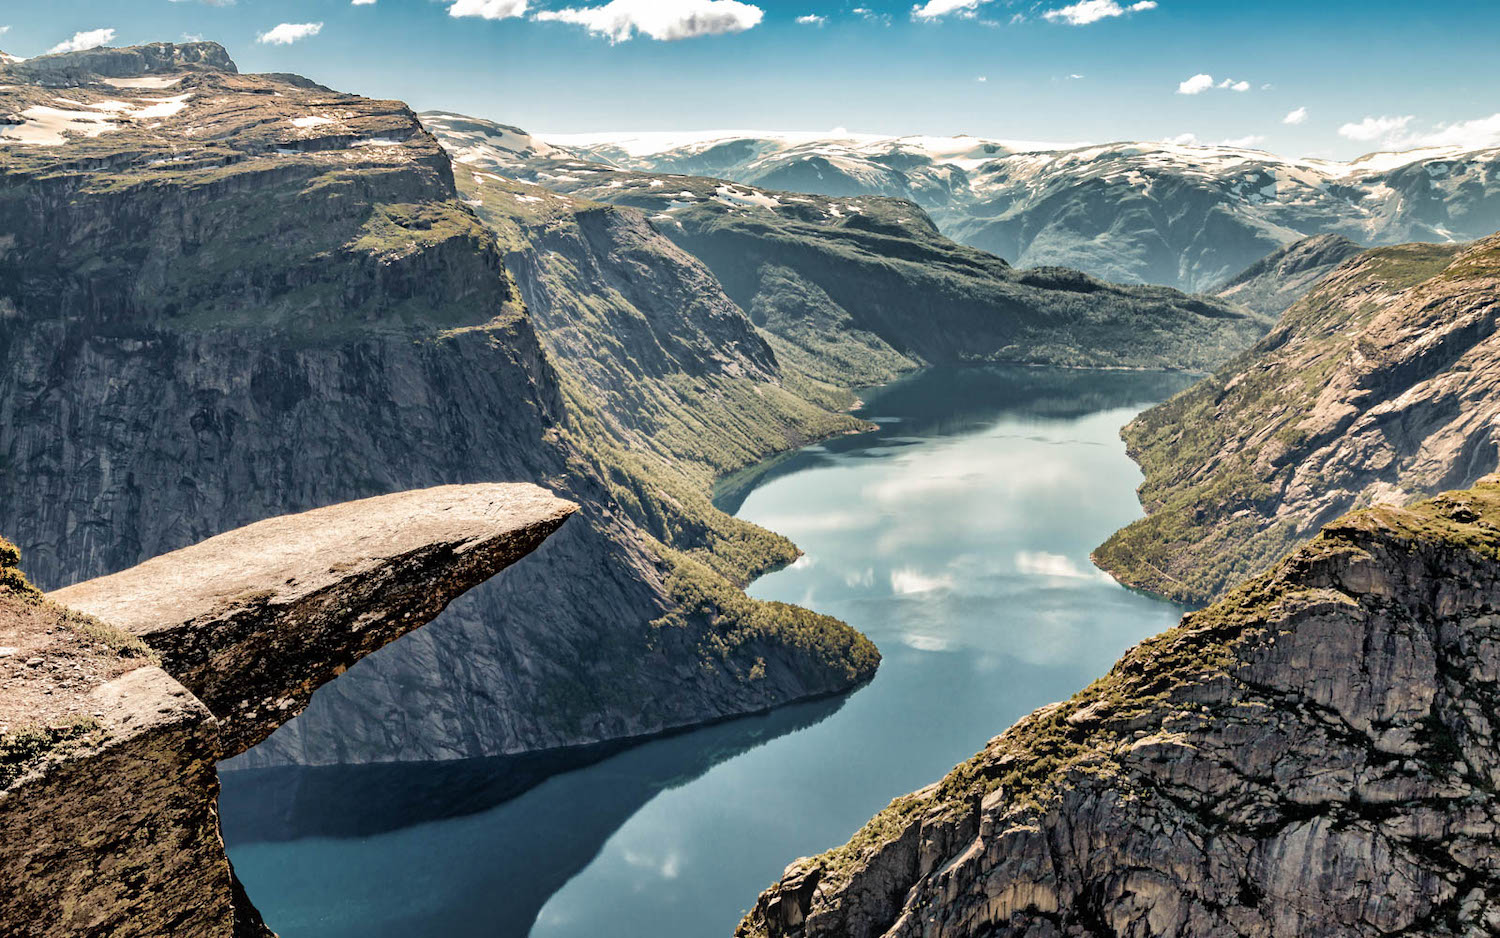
[795,13,826,24]
[1220,134,1266,148]
[1412,113,1500,150]
[1067,72,1085,79]
[1176,73,1213,95]
[353,0,377,5]
[1338,112,1500,151]
[1164,132,1199,145]
[169,0,236,5]
[1043,0,1155,25]
[890,567,955,594]
[1283,106,1309,126]
[911,0,992,19]
[448,0,528,18]
[1015,551,1092,579]
[1178,73,1253,94]
[1338,114,1414,143]
[258,22,323,44]
[976,75,987,82]
[48,28,117,54]
[0,26,10,37]
[534,0,763,41]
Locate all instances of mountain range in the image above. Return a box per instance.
[545,129,1500,292]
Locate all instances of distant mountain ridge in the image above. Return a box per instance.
[539,129,1500,291]
[424,112,1273,384]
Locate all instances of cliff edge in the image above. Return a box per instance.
[0,484,575,938]
[739,475,1500,937]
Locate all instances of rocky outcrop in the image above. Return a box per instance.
[425,114,1275,382]
[0,42,878,769]
[49,484,575,756]
[738,476,1500,938]
[559,132,1500,291]
[1,484,574,938]
[1095,236,1500,604]
[1214,233,1365,318]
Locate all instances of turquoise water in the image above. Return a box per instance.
[222,366,1192,938]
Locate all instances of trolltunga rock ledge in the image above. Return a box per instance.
[3,483,574,938]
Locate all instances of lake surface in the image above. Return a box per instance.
[221,366,1193,938]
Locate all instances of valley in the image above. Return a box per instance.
[2,16,1500,938]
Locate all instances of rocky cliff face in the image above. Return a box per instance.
[425,114,1274,384]
[557,132,1500,291]
[1213,233,1365,318]
[0,43,877,769]
[739,477,1500,938]
[1095,236,1500,605]
[1,484,573,938]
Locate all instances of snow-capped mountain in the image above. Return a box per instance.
[533,130,1500,291]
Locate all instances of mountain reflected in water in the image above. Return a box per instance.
[222,695,847,938]
[223,365,1194,938]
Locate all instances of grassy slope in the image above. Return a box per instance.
[1093,241,1482,604]
[456,170,879,680]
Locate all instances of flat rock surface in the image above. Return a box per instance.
[51,483,576,639]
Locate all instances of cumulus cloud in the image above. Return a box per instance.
[48,28,116,54]
[795,13,826,25]
[534,0,763,41]
[1339,112,1500,151]
[1338,114,1414,143]
[1176,73,1213,95]
[352,0,377,5]
[258,22,323,44]
[448,0,528,18]
[1283,106,1309,125]
[911,0,992,19]
[1043,0,1155,26]
[1220,134,1266,148]
[1178,73,1252,94]
[1164,132,1199,145]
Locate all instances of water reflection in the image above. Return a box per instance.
[222,696,847,938]
[223,365,1195,938]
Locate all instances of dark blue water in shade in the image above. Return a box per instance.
[221,365,1193,938]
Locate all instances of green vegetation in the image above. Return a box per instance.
[0,535,39,602]
[797,478,1500,901]
[54,607,162,666]
[0,718,102,789]
[1093,239,1489,605]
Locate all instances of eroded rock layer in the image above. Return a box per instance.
[1,484,574,937]
[739,477,1500,938]
[1096,235,1500,605]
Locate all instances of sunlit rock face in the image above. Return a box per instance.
[739,477,1500,938]
[2,484,574,938]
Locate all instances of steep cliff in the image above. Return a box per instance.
[739,476,1500,938]
[1213,233,1365,318]
[1,485,574,938]
[424,114,1275,384]
[1095,236,1500,605]
[0,43,877,768]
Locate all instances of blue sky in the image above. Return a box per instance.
[4,0,1497,159]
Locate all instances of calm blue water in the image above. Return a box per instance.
[221,366,1192,938]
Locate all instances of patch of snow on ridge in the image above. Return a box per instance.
[714,184,780,209]
[105,76,183,90]
[2,105,119,145]
[290,115,335,129]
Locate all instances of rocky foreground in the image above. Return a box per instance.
[1096,235,1500,605]
[739,476,1500,938]
[0,485,574,938]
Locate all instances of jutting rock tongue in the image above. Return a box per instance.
[739,475,1500,938]
[2,484,575,938]
[49,483,578,758]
